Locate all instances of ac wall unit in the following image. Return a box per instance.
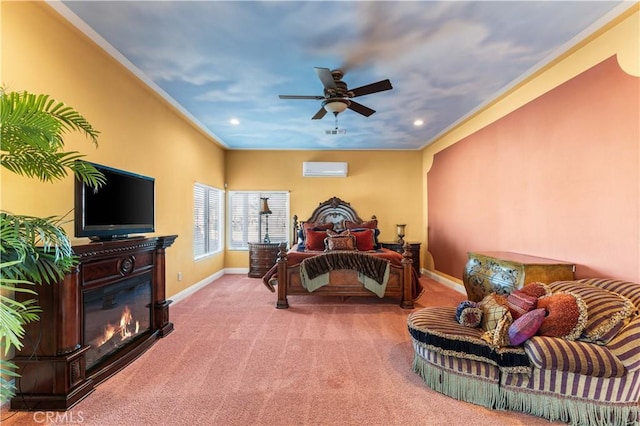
[302,162,348,177]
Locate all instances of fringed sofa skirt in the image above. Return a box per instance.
[408,306,640,426]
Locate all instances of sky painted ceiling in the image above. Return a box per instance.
[56,1,628,150]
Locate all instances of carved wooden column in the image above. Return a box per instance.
[154,235,178,336]
[400,243,414,309]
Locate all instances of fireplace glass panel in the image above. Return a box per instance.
[83,272,152,370]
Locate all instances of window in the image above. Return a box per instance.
[228,191,289,250]
[194,183,223,259]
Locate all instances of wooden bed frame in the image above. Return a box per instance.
[274,196,415,309]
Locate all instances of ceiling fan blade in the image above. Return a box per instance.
[312,107,328,120]
[348,101,376,117]
[314,67,337,90]
[350,79,393,97]
[279,95,324,100]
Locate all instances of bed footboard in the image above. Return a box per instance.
[276,244,414,309]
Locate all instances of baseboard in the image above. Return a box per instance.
[170,268,252,304]
[224,267,249,275]
[171,270,225,304]
[422,269,467,295]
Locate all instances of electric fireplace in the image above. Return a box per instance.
[11,235,177,411]
[83,273,152,371]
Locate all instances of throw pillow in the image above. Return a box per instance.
[455,301,482,328]
[304,229,328,251]
[302,222,334,240]
[326,229,349,237]
[537,292,588,340]
[508,308,546,346]
[506,289,538,319]
[344,219,378,230]
[324,234,356,251]
[482,310,513,347]
[349,228,376,251]
[479,293,509,332]
[520,282,551,298]
[548,280,635,344]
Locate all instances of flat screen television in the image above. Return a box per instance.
[75,162,155,241]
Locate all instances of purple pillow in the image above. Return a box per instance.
[508,308,546,346]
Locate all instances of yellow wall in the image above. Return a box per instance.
[421,3,640,278]
[1,2,227,298]
[225,150,423,267]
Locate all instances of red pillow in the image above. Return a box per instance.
[344,219,378,230]
[537,292,587,340]
[350,229,375,251]
[305,229,327,251]
[302,222,333,239]
[506,289,537,319]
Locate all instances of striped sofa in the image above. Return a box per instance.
[407,279,640,425]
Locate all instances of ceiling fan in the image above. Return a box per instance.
[279,67,393,120]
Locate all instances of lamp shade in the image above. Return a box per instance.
[323,99,349,114]
[260,197,272,215]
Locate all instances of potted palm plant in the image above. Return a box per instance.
[0,88,105,404]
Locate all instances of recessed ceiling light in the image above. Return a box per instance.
[413,119,424,126]
[230,118,240,125]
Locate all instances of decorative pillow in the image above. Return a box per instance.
[520,282,551,298]
[479,293,509,332]
[304,229,328,251]
[482,310,513,347]
[508,308,546,346]
[349,228,376,251]
[302,222,334,240]
[506,289,537,319]
[344,219,378,230]
[345,219,381,249]
[324,235,356,251]
[296,228,306,250]
[548,280,635,344]
[326,229,349,237]
[537,292,588,340]
[455,301,482,328]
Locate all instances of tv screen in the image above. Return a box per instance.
[75,162,155,241]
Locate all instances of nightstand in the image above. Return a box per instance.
[380,241,421,276]
[248,242,282,278]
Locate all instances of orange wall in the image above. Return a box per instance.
[1,2,227,298]
[427,55,639,282]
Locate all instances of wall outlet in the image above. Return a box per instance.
[177,272,183,281]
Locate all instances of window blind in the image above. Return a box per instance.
[228,191,289,250]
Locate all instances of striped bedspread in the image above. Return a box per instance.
[300,251,391,296]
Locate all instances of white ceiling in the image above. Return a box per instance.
[53,1,628,151]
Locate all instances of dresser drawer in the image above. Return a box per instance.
[463,251,574,302]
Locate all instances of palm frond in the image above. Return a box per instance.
[0,212,77,283]
[0,90,103,188]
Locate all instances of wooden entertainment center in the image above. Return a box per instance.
[11,235,177,411]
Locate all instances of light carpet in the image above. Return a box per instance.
[1,274,563,425]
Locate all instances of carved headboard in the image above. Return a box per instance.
[292,196,376,244]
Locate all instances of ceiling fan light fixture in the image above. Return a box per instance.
[323,99,350,114]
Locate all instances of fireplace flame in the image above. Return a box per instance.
[98,305,138,347]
